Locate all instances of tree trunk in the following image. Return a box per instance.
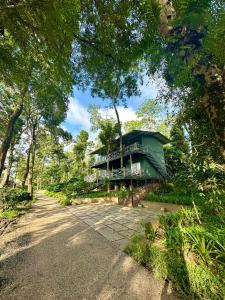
[21,141,32,188]
[158,0,225,161]
[28,142,36,196]
[197,69,225,161]
[27,120,38,196]
[0,103,23,177]
[13,158,19,188]
[0,143,14,187]
[107,149,110,192]
[112,100,123,170]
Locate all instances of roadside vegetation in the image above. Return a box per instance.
[125,204,225,299]
[0,187,34,220]
[126,124,225,299]
[45,177,130,206]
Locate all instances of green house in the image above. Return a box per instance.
[89,130,170,185]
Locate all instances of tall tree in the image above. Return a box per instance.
[0,1,79,176]
[73,130,89,175]
[98,119,119,189]
[124,99,171,137]
[74,0,225,162]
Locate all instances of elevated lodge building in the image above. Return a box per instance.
[89,130,170,187]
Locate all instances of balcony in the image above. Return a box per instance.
[91,142,143,167]
[84,167,156,182]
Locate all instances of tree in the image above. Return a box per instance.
[124,99,171,137]
[88,104,102,132]
[74,0,225,162]
[124,120,143,133]
[0,1,79,176]
[164,121,189,174]
[98,119,119,190]
[73,130,89,175]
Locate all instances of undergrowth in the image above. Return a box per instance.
[0,187,34,220]
[125,208,225,299]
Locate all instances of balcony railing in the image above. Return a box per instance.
[84,167,155,182]
[91,143,143,166]
[91,142,164,167]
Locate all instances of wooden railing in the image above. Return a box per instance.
[84,167,155,182]
[91,142,143,166]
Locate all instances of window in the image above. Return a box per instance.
[131,162,141,174]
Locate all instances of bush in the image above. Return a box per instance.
[46,182,65,193]
[126,208,225,299]
[0,187,31,210]
[154,182,175,194]
[145,191,193,205]
[46,177,94,199]
[59,198,72,206]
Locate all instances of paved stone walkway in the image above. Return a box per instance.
[72,204,160,250]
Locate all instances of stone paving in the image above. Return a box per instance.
[72,204,161,250]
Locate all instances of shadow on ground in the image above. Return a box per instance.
[0,193,182,300]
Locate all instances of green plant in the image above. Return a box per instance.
[59,198,72,206]
[155,182,175,194]
[0,210,19,219]
[125,234,151,266]
[185,226,225,267]
[145,191,193,205]
[144,223,156,241]
[0,187,31,210]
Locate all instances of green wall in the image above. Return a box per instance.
[141,136,166,173]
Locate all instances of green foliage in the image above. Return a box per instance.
[145,184,194,205]
[144,223,156,241]
[46,177,94,199]
[125,234,151,266]
[0,210,19,219]
[126,207,225,299]
[124,99,171,137]
[0,187,31,210]
[59,198,72,206]
[73,130,90,175]
[98,119,119,154]
[46,182,65,193]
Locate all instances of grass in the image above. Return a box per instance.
[0,201,33,220]
[125,208,225,299]
[144,191,193,205]
[45,189,130,202]
[45,191,72,206]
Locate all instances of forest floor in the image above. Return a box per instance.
[0,192,182,300]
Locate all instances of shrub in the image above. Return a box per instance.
[126,207,225,300]
[46,182,64,193]
[125,234,151,266]
[145,191,193,205]
[0,187,31,210]
[46,177,94,199]
[59,198,72,206]
[155,182,175,194]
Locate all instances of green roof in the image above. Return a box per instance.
[91,130,170,155]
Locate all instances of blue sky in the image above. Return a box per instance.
[63,80,159,138]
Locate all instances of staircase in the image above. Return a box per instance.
[145,152,169,180]
[79,180,103,195]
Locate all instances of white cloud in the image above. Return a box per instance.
[66,97,137,132]
[99,106,137,123]
[66,97,91,130]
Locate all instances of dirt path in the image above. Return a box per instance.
[0,193,181,300]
